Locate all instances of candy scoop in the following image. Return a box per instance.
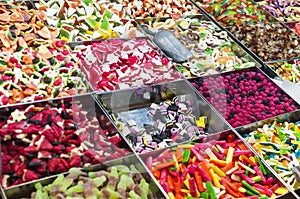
[140,25,192,62]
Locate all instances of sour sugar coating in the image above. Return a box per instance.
[195,0,273,27]
[267,60,300,85]
[30,165,153,199]
[139,17,255,78]
[121,0,199,19]
[229,23,300,62]
[109,87,208,154]
[146,134,289,199]
[244,121,300,189]
[35,0,143,41]
[0,100,130,188]
[75,38,181,92]
[257,0,300,22]
[190,68,300,128]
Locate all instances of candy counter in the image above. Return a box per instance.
[0,0,300,199]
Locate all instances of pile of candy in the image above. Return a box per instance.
[267,60,300,85]
[0,99,130,187]
[145,133,289,199]
[75,38,182,92]
[257,0,300,22]
[243,121,300,189]
[107,87,209,153]
[138,16,255,78]
[190,68,300,127]
[120,0,199,18]
[30,165,154,198]
[35,0,143,41]
[229,23,300,62]
[196,0,273,26]
[0,43,88,105]
[0,2,59,54]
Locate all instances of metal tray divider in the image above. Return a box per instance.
[91,92,171,199]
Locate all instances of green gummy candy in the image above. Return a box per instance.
[117,175,127,191]
[102,188,121,199]
[139,179,149,199]
[69,168,85,177]
[66,181,84,196]
[93,176,107,187]
[200,192,209,199]
[35,183,43,191]
[35,189,48,199]
[205,182,217,199]
[103,10,112,19]
[65,196,84,199]
[60,176,74,192]
[100,16,109,30]
[93,187,101,198]
[52,174,64,186]
[110,166,119,177]
[116,165,130,175]
[129,190,142,199]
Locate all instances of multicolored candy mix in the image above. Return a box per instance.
[120,0,199,18]
[195,0,274,27]
[267,60,300,85]
[243,121,300,189]
[75,38,182,92]
[36,0,143,41]
[139,16,255,78]
[0,98,131,187]
[145,133,289,199]
[257,0,300,22]
[0,43,88,105]
[0,1,59,54]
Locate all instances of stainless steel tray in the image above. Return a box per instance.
[3,155,166,199]
[139,129,298,198]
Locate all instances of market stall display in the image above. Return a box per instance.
[0,0,300,198]
[137,15,256,78]
[189,67,300,128]
[142,131,290,199]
